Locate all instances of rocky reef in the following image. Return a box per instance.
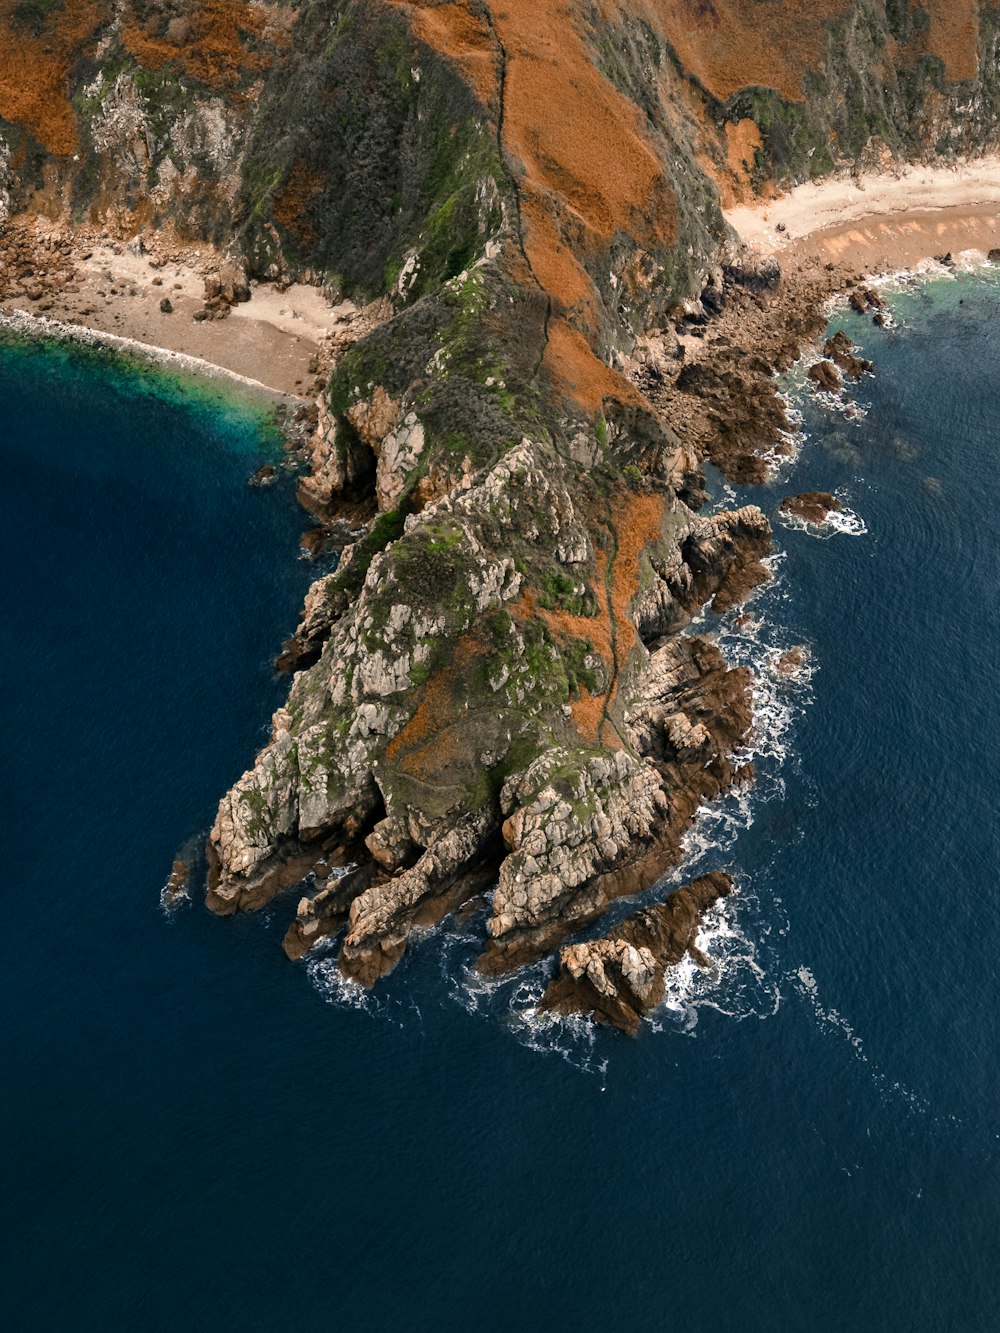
[781,492,844,525]
[541,871,734,1035]
[2,0,997,1028]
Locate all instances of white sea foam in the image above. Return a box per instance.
[0,308,296,402]
[650,885,783,1034]
[307,944,383,1018]
[778,495,868,540]
[158,877,191,916]
[790,965,929,1117]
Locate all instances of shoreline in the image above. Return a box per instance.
[0,218,386,399]
[0,307,301,405]
[724,158,1000,274]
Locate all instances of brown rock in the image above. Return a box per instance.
[823,329,873,378]
[807,359,842,393]
[775,646,806,674]
[299,526,331,558]
[540,872,734,1034]
[780,491,842,525]
[163,858,191,906]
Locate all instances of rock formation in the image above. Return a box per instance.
[781,492,844,525]
[541,871,735,1035]
[1,0,997,1023]
[824,330,874,379]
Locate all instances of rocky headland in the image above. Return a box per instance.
[3,0,1000,1030]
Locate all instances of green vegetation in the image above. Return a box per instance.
[537,568,598,617]
[237,0,506,298]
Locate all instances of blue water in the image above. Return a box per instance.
[2,275,999,1331]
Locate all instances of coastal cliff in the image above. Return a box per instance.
[3,1,997,1010]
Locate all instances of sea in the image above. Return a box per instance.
[1,269,998,1331]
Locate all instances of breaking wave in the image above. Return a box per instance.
[777,494,868,540]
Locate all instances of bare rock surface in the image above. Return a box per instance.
[541,872,735,1034]
[781,492,843,525]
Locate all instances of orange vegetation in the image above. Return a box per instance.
[0,0,105,155]
[514,487,667,748]
[575,487,666,743]
[923,0,979,82]
[513,576,611,748]
[399,0,678,412]
[518,189,597,325]
[397,0,499,107]
[0,0,283,158]
[121,0,272,90]
[273,159,325,246]
[607,489,667,662]
[619,0,852,103]
[724,118,762,195]
[385,634,490,776]
[542,318,645,414]
[491,0,678,344]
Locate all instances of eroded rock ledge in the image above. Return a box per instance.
[208,381,770,987]
[541,872,734,1036]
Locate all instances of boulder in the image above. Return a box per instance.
[807,359,842,393]
[780,491,842,525]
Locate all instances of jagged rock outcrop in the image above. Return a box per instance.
[541,872,734,1035]
[209,373,767,982]
[4,0,996,1018]
[632,504,772,639]
[808,359,844,394]
[824,330,874,379]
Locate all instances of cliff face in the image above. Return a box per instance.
[3,3,999,277]
[2,2,995,1000]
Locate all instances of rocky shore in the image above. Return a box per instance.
[2,202,881,1019]
[204,242,860,997]
[4,0,995,1036]
[541,871,735,1035]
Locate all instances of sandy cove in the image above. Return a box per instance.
[0,218,386,398]
[725,157,1000,272]
[5,157,1000,404]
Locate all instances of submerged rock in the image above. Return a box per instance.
[163,858,191,907]
[775,646,807,675]
[247,463,277,487]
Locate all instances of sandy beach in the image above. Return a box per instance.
[6,157,1000,399]
[725,157,1000,272]
[0,219,384,398]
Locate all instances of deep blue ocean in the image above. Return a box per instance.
[2,273,999,1332]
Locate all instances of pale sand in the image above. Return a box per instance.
[725,158,1000,272]
[0,225,370,397]
[0,308,297,403]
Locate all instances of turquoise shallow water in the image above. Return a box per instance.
[2,279,999,1331]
